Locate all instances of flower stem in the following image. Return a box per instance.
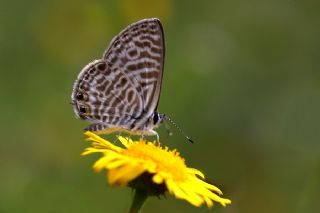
[128,189,148,213]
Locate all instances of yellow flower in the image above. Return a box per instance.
[82,131,231,208]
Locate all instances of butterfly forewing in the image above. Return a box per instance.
[103,18,165,121]
[72,18,165,133]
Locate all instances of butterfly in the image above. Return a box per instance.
[71,18,167,141]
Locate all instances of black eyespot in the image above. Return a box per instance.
[97,63,106,71]
[79,105,87,114]
[76,92,84,100]
[89,68,96,74]
[76,92,88,101]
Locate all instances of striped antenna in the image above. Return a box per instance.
[166,116,194,144]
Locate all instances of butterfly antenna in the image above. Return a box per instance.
[166,116,194,144]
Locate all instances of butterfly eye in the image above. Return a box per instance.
[153,112,159,125]
[76,92,88,101]
[79,105,88,114]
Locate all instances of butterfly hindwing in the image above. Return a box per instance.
[72,59,143,127]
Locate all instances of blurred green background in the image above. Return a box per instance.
[1,0,320,212]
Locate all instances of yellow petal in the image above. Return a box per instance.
[152,174,164,184]
[187,168,205,179]
[108,163,146,186]
[117,136,133,148]
[85,131,122,152]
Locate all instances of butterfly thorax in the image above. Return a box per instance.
[122,111,165,132]
[119,111,165,138]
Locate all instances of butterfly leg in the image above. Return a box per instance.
[140,134,145,141]
[113,130,123,144]
[144,129,160,143]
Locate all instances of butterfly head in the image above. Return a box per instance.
[151,111,166,128]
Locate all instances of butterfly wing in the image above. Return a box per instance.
[71,59,144,128]
[103,18,165,123]
[71,18,165,132]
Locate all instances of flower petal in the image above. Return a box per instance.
[187,168,205,179]
[117,136,133,148]
[108,163,146,186]
[85,131,122,152]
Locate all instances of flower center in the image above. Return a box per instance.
[122,141,189,181]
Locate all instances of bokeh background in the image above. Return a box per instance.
[1,0,320,212]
